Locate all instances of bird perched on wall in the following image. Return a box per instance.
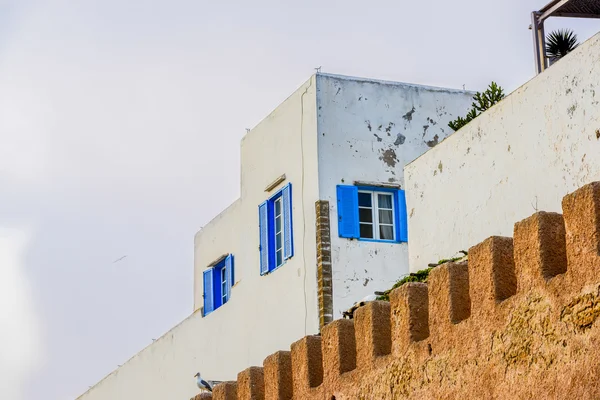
[194,372,212,392]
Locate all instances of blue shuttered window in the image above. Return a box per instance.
[337,185,360,238]
[336,185,408,243]
[212,268,222,309]
[203,269,214,315]
[225,254,234,302]
[258,201,269,275]
[282,183,294,260]
[203,254,234,317]
[396,190,408,242]
[258,182,294,275]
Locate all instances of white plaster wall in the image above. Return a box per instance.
[316,74,473,318]
[77,310,237,400]
[405,32,600,272]
[193,199,242,308]
[234,73,320,350]
[78,76,320,400]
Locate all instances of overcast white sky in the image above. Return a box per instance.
[0,1,598,399]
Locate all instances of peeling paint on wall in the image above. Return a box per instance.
[385,122,395,136]
[394,133,406,146]
[402,106,416,122]
[316,73,474,319]
[379,148,398,167]
[436,105,448,118]
[426,134,439,147]
[422,125,430,137]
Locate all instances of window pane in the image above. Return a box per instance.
[276,250,283,267]
[378,194,393,209]
[380,225,394,240]
[359,208,373,223]
[360,223,374,238]
[358,192,372,207]
[276,232,282,251]
[275,198,282,215]
[275,215,282,232]
[221,268,227,302]
[379,209,393,224]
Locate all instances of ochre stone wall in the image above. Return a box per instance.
[194,181,600,399]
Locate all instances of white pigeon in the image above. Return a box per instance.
[194,372,212,392]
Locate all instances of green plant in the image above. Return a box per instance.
[449,82,505,131]
[433,256,464,266]
[546,29,579,63]
[432,250,468,267]
[376,267,433,301]
[376,250,468,301]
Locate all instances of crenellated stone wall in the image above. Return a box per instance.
[193,181,600,399]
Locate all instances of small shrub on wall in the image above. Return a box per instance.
[449,82,505,131]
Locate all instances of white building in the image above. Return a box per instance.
[78,73,472,400]
[405,32,600,272]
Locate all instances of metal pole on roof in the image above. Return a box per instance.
[531,0,600,73]
[539,0,571,21]
[531,11,548,74]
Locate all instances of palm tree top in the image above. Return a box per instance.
[546,29,579,61]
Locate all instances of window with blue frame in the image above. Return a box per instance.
[258,183,293,275]
[203,254,234,316]
[336,185,408,242]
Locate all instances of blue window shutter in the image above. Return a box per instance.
[336,185,359,238]
[397,189,408,242]
[282,183,294,260]
[212,267,222,309]
[225,254,233,302]
[258,201,269,275]
[203,268,214,315]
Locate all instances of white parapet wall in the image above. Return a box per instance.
[76,311,223,400]
[405,32,600,272]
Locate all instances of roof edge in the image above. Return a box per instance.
[316,72,476,95]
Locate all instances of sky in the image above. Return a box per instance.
[0,1,598,399]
